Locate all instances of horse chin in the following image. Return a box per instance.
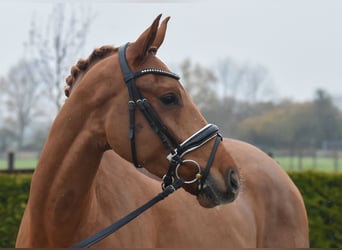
[197,185,220,208]
[196,174,238,208]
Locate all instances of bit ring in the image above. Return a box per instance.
[175,159,202,184]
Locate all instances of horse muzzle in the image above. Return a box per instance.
[197,168,240,208]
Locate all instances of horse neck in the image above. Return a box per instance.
[93,151,161,210]
[28,90,108,245]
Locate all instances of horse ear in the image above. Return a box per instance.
[152,16,170,51]
[128,14,162,64]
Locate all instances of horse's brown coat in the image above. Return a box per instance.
[16,139,309,247]
[15,15,309,247]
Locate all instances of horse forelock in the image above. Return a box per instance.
[65,45,117,97]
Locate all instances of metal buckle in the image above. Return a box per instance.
[162,175,175,190]
[166,150,178,162]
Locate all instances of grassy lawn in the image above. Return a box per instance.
[274,156,340,172]
[0,155,341,172]
[0,159,37,170]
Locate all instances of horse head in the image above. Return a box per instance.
[65,15,240,208]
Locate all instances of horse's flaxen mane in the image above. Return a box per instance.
[64,45,117,97]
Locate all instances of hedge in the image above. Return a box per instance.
[288,171,342,248]
[0,174,31,248]
[0,172,341,247]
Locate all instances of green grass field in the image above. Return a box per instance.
[274,156,340,172]
[0,156,341,172]
[0,159,37,170]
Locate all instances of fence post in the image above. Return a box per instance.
[333,150,338,173]
[298,149,303,171]
[8,151,15,172]
[290,148,294,170]
[311,149,317,170]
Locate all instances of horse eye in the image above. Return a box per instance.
[160,93,179,106]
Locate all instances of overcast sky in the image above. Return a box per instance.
[1,0,341,102]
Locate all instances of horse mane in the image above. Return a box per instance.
[65,45,117,97]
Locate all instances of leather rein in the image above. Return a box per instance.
[71,43,222,247]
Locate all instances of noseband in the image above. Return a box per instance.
[118,43,222,193]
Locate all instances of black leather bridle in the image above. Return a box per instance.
[118,43,223,193]
[71,43,224,248]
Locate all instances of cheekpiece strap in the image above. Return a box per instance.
[118,43,135,83]
[118,42,181,169]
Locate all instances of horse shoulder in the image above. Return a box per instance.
[223,138,309,247]
[84,151,159,247]
[15,206,34,247]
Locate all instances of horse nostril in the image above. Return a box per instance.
[227,168,240,193]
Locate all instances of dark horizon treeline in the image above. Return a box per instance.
[201,89,342,152]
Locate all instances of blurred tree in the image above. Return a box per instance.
[216,58,276,103]
[0,77,4,121]
[241,63,275,103]
[288,102,317,148]
[237,104,294,149]
[1,60,44,149]
[179,59,218,109]
[216,57,244,99]
[238,102,318,149]
[0,78,16,151]
[236,91,342,150]
[20,120,52,151]
[312,89,342,147]
[215,57,245,123]
[202,96,236,136]
[0,127,17,152]
[202,97,277,137]
[26,3,93,113]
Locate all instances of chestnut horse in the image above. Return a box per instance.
[16,15,309,247]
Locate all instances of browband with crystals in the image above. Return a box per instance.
[133,68,180,81]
